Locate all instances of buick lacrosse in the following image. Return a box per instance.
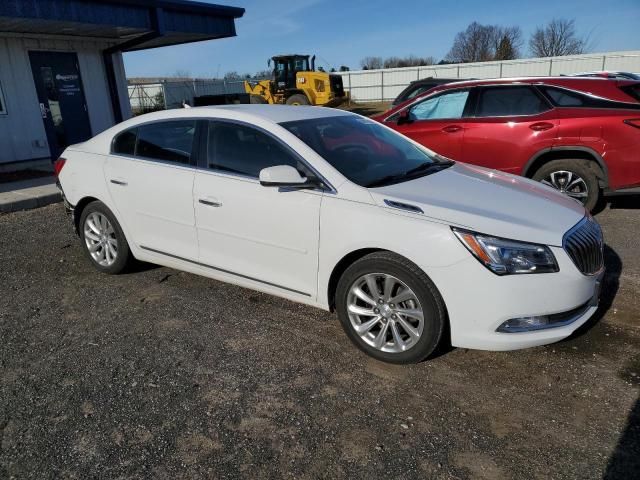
[56,105,604,363]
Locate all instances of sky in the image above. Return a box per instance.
[123,0,640,78]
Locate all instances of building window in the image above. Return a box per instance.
[0,81,6,115]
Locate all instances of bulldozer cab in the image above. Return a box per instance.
[271,55,314,91]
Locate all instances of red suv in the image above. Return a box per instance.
[373,77,640,210]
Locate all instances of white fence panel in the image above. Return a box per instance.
[336,50,640,102]
[550,55,606,75]
[458,62,502,79]
[604,53,640,71]
[501,59,550,77]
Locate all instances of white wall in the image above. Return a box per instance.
[0,35,126,165]
[337,50,640,102]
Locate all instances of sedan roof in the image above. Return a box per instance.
[198,104,353,123]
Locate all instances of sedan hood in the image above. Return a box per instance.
[369,162,586,246]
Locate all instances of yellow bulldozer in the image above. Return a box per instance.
[244,54,347,107]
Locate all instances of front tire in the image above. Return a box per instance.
[336,252,446,364]
[249,94,268,104]
[532,159,601,211]
[285,94,310,106]
[79,201,132,274]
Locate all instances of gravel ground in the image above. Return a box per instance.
[1,201,639,479]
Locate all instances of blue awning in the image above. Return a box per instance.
[0,0,245,51]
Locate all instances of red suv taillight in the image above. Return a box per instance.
[53,157,66,177]
[624,119,640,129]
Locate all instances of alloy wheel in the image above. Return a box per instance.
[83,212,118,267]
[541,170,589,203]
[346,273,424,353]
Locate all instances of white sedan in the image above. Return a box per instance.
[55,105,604,363]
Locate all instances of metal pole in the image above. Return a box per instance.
[161,80,167,110]
[348,73,352,105]
[548,58,553,76]
[381,71,384,103]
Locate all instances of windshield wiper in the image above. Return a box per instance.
[404,160,454,176]
[366,161,454,188]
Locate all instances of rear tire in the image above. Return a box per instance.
[532,159,601,211]
[79,201,132,274]
[285,94,310,106]
[335,252,446,364]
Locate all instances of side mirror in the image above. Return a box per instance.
[397,110,413,125]
[259,165,317,189]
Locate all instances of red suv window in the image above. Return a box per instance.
[475,86,550,117]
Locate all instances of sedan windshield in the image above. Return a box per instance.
[280,116,452,187]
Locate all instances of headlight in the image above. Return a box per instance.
[452,228,558,275]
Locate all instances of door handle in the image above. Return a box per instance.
[529,122,554,132]
[110,179,127,186]
[442,125,462,133]
[199,198,223,207]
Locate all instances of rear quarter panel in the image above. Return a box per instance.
[555,108,640,189]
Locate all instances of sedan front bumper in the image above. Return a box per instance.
[424,246,603,351]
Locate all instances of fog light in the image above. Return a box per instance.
[497,303,591,333]
[497,316,551,332]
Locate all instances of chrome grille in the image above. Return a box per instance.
[563,216,604,275]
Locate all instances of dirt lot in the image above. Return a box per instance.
[1,201,639,479]
[339,101,392,117]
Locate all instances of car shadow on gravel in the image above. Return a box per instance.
[562,244,621,342]
[605,396,640,479]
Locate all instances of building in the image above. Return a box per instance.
[0,0,244,170]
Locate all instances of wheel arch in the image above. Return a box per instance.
[327,248,384,312]
[73,196,101,235]
[522,147,609,188]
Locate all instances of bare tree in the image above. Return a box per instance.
[252,69,272,79]
[383,56,436,68]
[446,22,522,63]
[223,71,244,81]
[529,19,588,57]
[360,56,383,70]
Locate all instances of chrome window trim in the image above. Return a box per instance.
[106,151,197,171]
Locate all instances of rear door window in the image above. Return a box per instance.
[135,121,196,164]
[539,87,586,107]
[112,128,137,155]
[475,86,550,117]
[409,90,470,120]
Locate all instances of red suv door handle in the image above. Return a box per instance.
[442,125,462,133]
[529,122,554,132]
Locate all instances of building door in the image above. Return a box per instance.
[29,51,92,160]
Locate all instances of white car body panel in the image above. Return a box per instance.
[193,169,322,297]
[104,155,198,260]
[57,105,601,352]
